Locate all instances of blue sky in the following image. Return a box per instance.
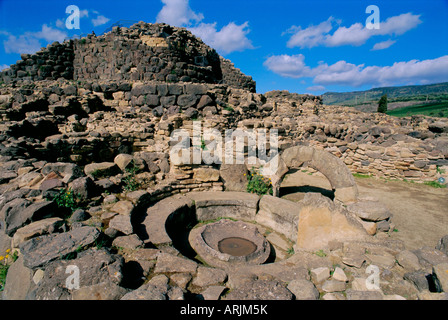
[0,0,447,94]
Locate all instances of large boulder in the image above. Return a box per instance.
[255,195,302,241]
[20,226,100,269]
[219,164,248,192]
[223,279,293,300]
[346,200,392,222]
[33,248,125,300]
[295,193,368,251]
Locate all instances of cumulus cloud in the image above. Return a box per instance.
[286,12,422,48]
[371,39,396,51]
[91,15,110,27]
[286,17,334,48]
[263,54,312,78]
[264,54,448,88]
[190,21,254,54]
[156,0,204,26]
[2,24,67,54]
[306,85,326,92]
[156,0,254,55]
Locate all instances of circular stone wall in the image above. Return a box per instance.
[188,219,271,269]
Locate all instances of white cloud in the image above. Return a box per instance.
[306,85,326,92]
[156,0,204,26]
[189,21,254,54]
[3,34,42,54]
[91,15,110,27]
[286,12,422,48]
[34,24,67,43]
[156,0,254,55]
[263,54,312,78]
[371,39,396,51]
[2,24,68,54]
[0,64,9,71]
[286,17,334,48]
[264,54,448,88]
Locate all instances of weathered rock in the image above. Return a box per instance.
[154,253,198,274]
[404,270,431,291]
[433,263,448,292]
[322,279,346,293]
[120,283,166,300]
[2,256,34,300]
[200,285,226,300]
[110,200,134,216]
[310,267,330,284]
[396,250,422,271]
[219,164,248,192]
[223,279,293,300]
[112,234,143,249]
[192,167,220,182]
[346,200,392,222]
[436,235,448,256]
[192,266,227,287]
[84,162,119,178]
[12,217,64,247]
[295,193,367,251]
[41,162,84,183]
[255,195,302,241]
[332,267,348,282]
[346,289,383,300]
[4,200,56,236]
[33,248,124,300]
[71,281,128,300]
[287,279,319,300]
[114,154,134,171]
[69,176,96,202]
[109,215,133,235]
[20,226,100,269]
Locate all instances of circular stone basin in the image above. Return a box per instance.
[189,219,271,269]
[218,237,257,256]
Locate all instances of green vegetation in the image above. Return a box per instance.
[323,82,448,106]
[52,187,80,213]
[0,249,19,292]
[352,173,371,178]
[377,94,388,113]
[122,162,141,192]
[313,249,327,257]
[386,101,448,118]
[246,167,273,196]
[423,180,447,189]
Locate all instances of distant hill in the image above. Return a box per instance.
[322,82,448,106]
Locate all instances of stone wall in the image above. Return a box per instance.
[1,22,256,92]
[0,41,74,83]
[1,78,446,184]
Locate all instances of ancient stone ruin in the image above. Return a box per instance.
[0,22,447,301]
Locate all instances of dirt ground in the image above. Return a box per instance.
[280,171,448,250]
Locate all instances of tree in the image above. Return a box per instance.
[377,94,388,113]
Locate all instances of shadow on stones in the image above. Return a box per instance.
[279,185,335,201]
[121,261,145,289]
[265,241,277,264]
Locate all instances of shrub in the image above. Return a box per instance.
[122,162,141,192]
[377,94,388,113]
[0,249,18,292]
[246,167,273,196]
[52,187,80,212]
